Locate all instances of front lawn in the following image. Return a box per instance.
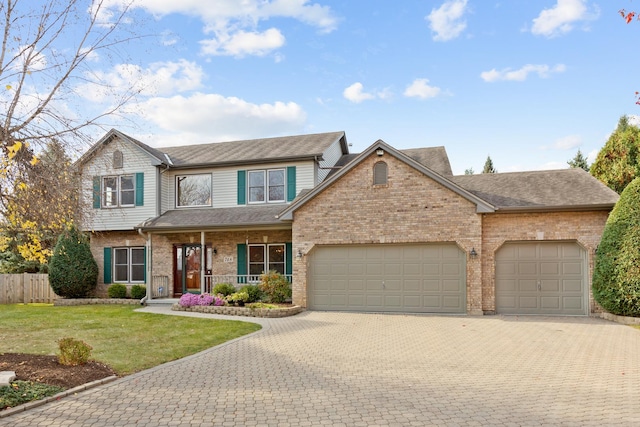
[0,304,261,374]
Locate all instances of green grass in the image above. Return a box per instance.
[0,304,261,375]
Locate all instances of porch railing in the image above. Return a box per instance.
[203,274,292,294]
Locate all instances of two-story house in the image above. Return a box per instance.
[78,129,619,316]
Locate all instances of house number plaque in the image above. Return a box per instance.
[223,256,233,263]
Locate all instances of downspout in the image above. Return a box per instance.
[201,231,205,294]
[138,228,151,305]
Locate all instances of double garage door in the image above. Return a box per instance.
[308,244,466,313]
[495,242,587,315]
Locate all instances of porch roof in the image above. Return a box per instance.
[138,205,288,231]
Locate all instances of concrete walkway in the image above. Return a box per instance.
[2,309,639,426]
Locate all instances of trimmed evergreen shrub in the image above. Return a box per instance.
[131,284,146,299]
[212,282,236,296]
[240,284,263,303]
[107,284,127,299]
[48,226,98,298]
[259,271,291,303]
[593,177,640,316]
[58,337,92,366]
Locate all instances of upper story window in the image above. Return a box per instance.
[176,174,212,207]
[103,175,134,208]
[248,169,285,203]
[373,161,388,185]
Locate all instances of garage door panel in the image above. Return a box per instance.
[540,262,559,275]
[540,279,560,292]
[442,263,461,275]
[443,296,463,309]
[331,279,348,291]
[442,279,462,292]
[309,244,465,313]
[518,279,538,292]
[496,242,586,315]
[563,279,582,292]
[518,262,537,275]
[541,297,560,309]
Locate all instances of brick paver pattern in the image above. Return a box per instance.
[2,311,639,426]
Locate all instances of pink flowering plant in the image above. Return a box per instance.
[178,293,212,307]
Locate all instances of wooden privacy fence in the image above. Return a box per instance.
[0,274,59,304]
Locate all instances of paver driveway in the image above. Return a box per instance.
[2,309,640,426]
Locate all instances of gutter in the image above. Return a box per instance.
[493,203,616,213]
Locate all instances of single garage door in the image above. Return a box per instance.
[308,244,466,313]
[495,242,587,315]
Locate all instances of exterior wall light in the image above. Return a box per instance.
[376,148,384,156]
[469,248,478,258]
[296,249,303,260]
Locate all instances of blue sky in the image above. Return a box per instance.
[84,0,640,174]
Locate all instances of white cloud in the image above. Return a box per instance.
[426,0,469,42]
[480,64,566,82]
[77,59,205,102]
[137,92,306,144]
[553,134,582,150]
[629,115,640,127]
[404,78,442,99]
[200,28,285,57]
[343,82,375,103]
[586,148,599,165]
[538,161,566,170]
[531,0,599,38]
[103,0,338,57]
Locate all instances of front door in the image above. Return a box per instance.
[173,245,202,296]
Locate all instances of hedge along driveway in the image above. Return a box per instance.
[0,304,261,374]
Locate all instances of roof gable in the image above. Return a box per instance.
[75,129,167,168]
[278,140,495,220]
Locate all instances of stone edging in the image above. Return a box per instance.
[600,312,640,326]
[171,303,303,318]
[54,298,142,306]
[0,375,118,419]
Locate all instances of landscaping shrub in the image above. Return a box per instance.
[130,284,146,299]
[226,291,249,306]
[58,337,92,366]
[593,176,640,316]
[240,284,263,303]
[48,226,98,298]
[107,284,127,299]
[212,282,236,296]
[259,271,291,303]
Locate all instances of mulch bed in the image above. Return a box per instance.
[0,353,116,389]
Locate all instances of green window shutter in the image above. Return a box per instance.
[237,170,246,205]
[237,244,247,284]
[286,166,296,202]
[93,176,101,209]
[143,246,147,282]
[103,247,112,284]
[135,173,144,206]
[285,242,292,278]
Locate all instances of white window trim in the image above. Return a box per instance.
[248,243,286,275]
[113,247,145,284]
[248,168,285,204]
[175,173,213,208]
[102,175,135,208]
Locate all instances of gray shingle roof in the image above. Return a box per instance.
[139,205,288,230]
[450,168,619,210]
[400,146,453,176]
[159,131,346,167]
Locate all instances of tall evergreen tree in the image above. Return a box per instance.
[49,226,98,298]
[567,149,590,171]
[590,115,640,194]
[482,156,497,173]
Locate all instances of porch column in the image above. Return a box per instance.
[200,231,205,294]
